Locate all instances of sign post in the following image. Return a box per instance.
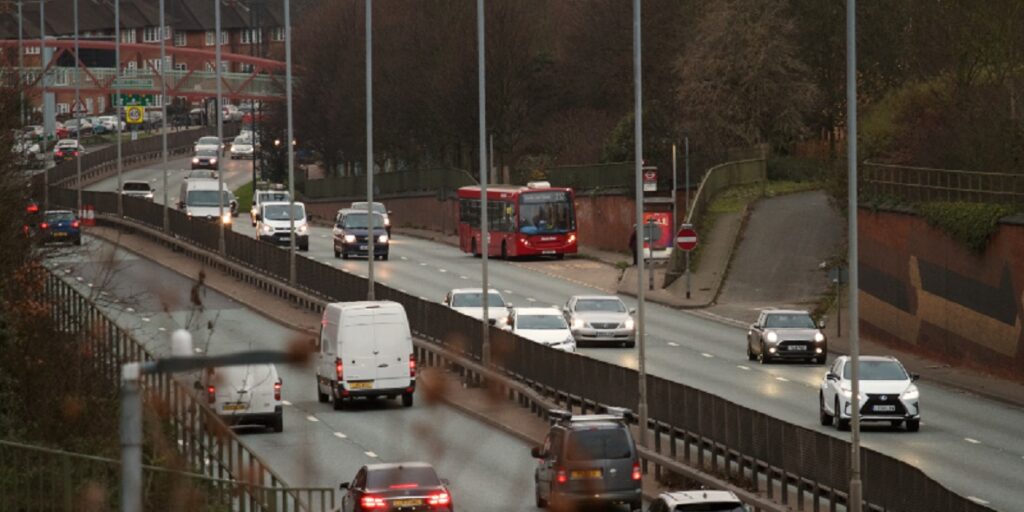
[676,225,698,299]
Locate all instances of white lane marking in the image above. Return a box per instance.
[526,297,537,302]
[281,400,292,406]
[504,289,513,294]
[76,276,84,282]
[964,437,982,445]
[364,451,378,458]
[87,283,94,288]
[126,307,135,313]
[306,415,319,423]
[398,288,408,294]
[419,296,430,301]
[438,269,447,273]
[157,327,166,332]
[320,235,327,238]
[419,262,427,266]
[967,497,990,505]
[667,342,679,347]
[334,432,347,439]
[193,347,203,353]
[775,376,789,382]
[737,365,750,371]
[400,256,408,261]
[141,317,151,322]
[701,352,714,358]
[459,275,468,280]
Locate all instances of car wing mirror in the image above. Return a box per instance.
[818,318,827,329]
[339,482,350,490]
[530,446,544,458]
[911,373,920,382]
[629,308,637,315]
[193,380,203,391]
[826,372,839,381]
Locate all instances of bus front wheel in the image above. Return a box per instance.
[471,238,481,258]
[501,241,508,260]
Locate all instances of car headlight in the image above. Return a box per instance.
[221,212,232,225]
[901,385,919,401]
[624,318,634,330]
[384,217,391,226]
[766,331,778,343]
[145,192,154,199]
[297,224,308,234]
[262,224,273,234]
[377,234,388,243]
[343,234,356,243]
[192,157,199,164]
[210,158,217,164]
[814,332,825,343]
[572,318,585,330]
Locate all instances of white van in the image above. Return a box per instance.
[315,301,416,410]
[198,364,283,432]
[256,201,309,251]
[178,178,237,223]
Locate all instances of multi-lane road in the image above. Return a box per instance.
[46,236,544,511]
[86,153,1024,510]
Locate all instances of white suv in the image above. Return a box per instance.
[647,490,747,511]
[819,355,921,432]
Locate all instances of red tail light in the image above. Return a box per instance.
[359,495,386,509]
[207,386,216,404]
[71,220,80,229]
[555,468,567,484]
[73,151,80,157]
[631,461,642,481]
[428,491,451,507]
[274,381,282,401]
[55,151,63,157]
[335,358,344,381]
[39,222,49,230]
[26,203,38,213]
[409,353,417,378]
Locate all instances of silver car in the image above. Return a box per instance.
[563,295,636,348]
[746,309,827,364]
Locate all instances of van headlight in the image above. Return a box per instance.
[814,332,825,343]
[377,234,388,243]
[297,224,308,234]
[191,157,199,164]
[766,331,778,343]
[262,224,274,234]
[221,212,232,225]
[343,234,356,243]
[384,216,391,226]
[901,385,919,401]
[210,158,217,164]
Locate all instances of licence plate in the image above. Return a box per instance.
[786,345,807,351]
[392,499,423,507]
[359,245,368,250]
[348,380,373,390]
[570,469,602,480]
[53,232,67,237]
[873,405,896,412]
[542,250,556,255]
[223,403,249,411]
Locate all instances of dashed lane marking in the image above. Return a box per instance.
[737,365,751,371]
[365,451,378,458]
[281,400,292,406]
[504,289,513,294]
[126,307,135,313]
[701,352,714,358]
[306,415,319,423]
[775,376,789,382]
[459,275,468,280]
[400,256,408,261]
[157,327,166,332]
[334,432,347,439]
[419,262,427,266]
[967,497,990,506]
[667,342,679,347]
[526,298,537,302]
[438,269,447,273]
[965,438,982,445]
[141,317,151,322]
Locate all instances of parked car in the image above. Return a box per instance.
[85,116,106,134]
[442,288,512,328]
[647,490,747,512]
[532,409,642,511]
[12,139,44,167]
[255,201,309,251]
[819,355,921,432]
[197,364,283,432]
[350,201,391,235]
[191,148,220,170]
[315,301,416,409]
[97,115,125,133]
[52,139,84,162]
[38,209,82,245]
[121,180,155,200]
[746,309,827,364]
[562,295,636,348]
[63,118,93,137]
[23,125,44,140]
[509,307,576,352]
[339,462,452,512]
[333,208,389,260]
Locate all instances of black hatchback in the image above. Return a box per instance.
[339,462,453,512]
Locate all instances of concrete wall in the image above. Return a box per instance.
[858,208,1024,380]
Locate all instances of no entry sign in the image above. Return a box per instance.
[676,225,698,251]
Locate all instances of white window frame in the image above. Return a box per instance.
[121,30,136,44]
[25,45,40,55]
[165,25,172,41]
[206,30,228,46]
[174,63,188,71]
[174,31,187,47]
[271,27,284,42]
[56,103,70,114]
[241,28,263,45]
[143,26,160,43]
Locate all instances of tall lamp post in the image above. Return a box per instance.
[846,0,863,510]
[365,0,375,300]
[284,0,296,284]
[114,0,123,217]
[477,0,490,367]
[632,0,648,448]
[159,0,169,231]
[73,0,81,218]
[215,0,226,254]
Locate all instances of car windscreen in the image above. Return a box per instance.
[366,466,440,491]
[196,149,218,157]
[123,182,151,191]
[843,360,908,381]
[451,292,506,308]
[233,136,251,144]
[566,428,632,460]
[197,137,220,145]
[763,314,816,329]
[187,190,232,207]
[45,211,74,222]
[342,212,385,229]
[263,204,305,221]
[674,504,746,512]
[575,299,626,313]
[516,314,567,330]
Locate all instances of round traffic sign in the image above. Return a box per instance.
[125,106,144,124]
[676,225,698,251]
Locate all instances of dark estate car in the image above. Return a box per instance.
[191,148,220,170]
[333,209,389,260]
[339,462,453,512]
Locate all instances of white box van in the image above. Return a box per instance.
[316,301,416,410]
[198,364,283,432]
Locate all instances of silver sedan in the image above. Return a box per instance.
[562,295,636,348]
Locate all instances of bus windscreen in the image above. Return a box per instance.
[519,192,574,234]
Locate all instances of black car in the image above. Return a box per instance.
[333,209,389,260]
[191,148,220,170]
[532,409,642,511]
[340,462,452,512]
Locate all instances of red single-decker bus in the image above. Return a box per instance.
[456,182,578,259]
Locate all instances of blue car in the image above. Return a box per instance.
[40,210,82,246]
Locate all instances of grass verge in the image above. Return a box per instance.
[233,181,254,213]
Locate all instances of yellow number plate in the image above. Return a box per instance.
[223,403,248,411]
[392,499,423,507]
[348,381,373,390]
[53,232,67,237]
[570,469,602,480]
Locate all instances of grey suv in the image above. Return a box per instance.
[532,410,642,511]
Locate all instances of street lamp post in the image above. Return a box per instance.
[284,0,296,284]
[632,0,648,448]
[17,1,24,126]
[215,0,226,254]
[74,0,81,218]
[159,0,168,232]
[365,0,375,301]
[114,0,123,217]
[39,0,46,210]
[477,0,490,368]
[846,0,863,510]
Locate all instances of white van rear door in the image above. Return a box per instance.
[216,365,275,415]
[340,321,378,384]
[373,320,411,382]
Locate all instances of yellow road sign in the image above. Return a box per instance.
[125,106,144,125]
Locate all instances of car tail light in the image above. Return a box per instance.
[39,222,49,230]
[274,381,282,401]
[207,386,216,404]
[555,468,567,484]
[409,353,416,378]
[631,461,642,481]
[26,204,38,214]
[55,151,63,157]
[336,358,344,381]
[428,492,451,507]
[73,151,80,157]
[71,220,80,229]
[359,495,386,509]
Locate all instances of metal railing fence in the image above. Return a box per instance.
[861,161,1024,205]
[299,167,476,199]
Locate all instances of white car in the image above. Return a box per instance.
[97,115,125,132]
[443,288,512,328]
[647,489,746,512]
[198,364,283,432]
[563,295,636,348]
[121,180,155,200]
[819,355,921,432]
[13,139,44,166]
[509,307,576,352]
[230,135,255,159]
[194,135,223,155]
